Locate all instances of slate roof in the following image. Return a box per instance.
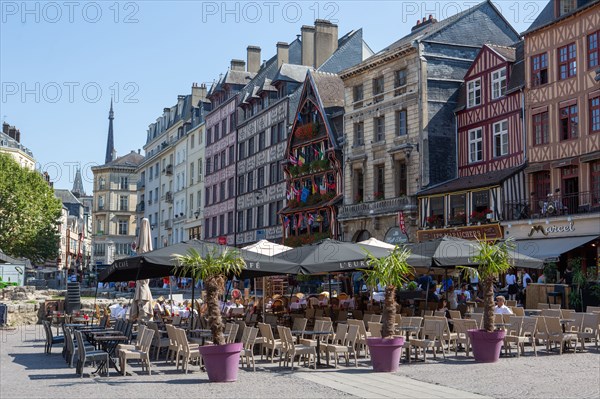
[522,0,599,35]
[54,189,81,205]
[98,151,144,168]
[272,64,312,84]
[487,44,516,61]
[417,165,525,196]
[311,71,345,109]
[318,29,374,73]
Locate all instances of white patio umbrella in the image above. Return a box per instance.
[130,218,154,322]
[358,237,396,249]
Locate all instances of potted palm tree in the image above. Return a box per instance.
[361,246,413,372]
[174,247,245,382]
[461,238,513,363]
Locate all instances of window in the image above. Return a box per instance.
[204,219,210,239]
[190,134,195,149]
[469,128,483,163]
[197,190,202,208]
[257,167,265,189]
[227,212,233,234]
[247,171,254,192]
[198,158,203,179]
[268,203,276,226]
[98,196,104,210]
[449,194,466,225]
[533,111,550,146]
[396,110,407,136]
[246,209,253,230]
[212,217,217,237]
[467,79,481,108]
[585,95,600,134]
[119,195,128,211]
[206,158,212,175]
[257,205,264,228]
[493,120,509,157]
[155,162,159,178]
[589,31,599,69]
[118,219,128,235]
[270,163,277,184]
[374,116,385,142]
[394,69,407,96]
[532,171,551,201]
[205,187,210,206]
[238,175,245,195]
[228,177,234,199]
[214,124,220,141]
[212,184,217,204]
[229,114,235,133]
[148,166,153,181]
[237,212,244,232]
[190,162,195,185]
[353,168,364,203]
[228,146,234,165]
[219,214,225,235]
[395,161,407,197]
[207,128,212,145]
[221,119,227,136]
[278,122,286,142]
[248,138,255,156]
[558,0,576,16]
[220,181,225,202]
[258,131,265,151]
[270,125,278,145]
[353,84,364,108]
[120,177,128,190]
[558,43,577,80]
[375,165,385,199]
[491,68,507,99]
[472,190,490,215]
[560,104,578,140]
[238,142,246,160]
[591,161,600,205]
[373,76,384,103]
[221,150,226,169]
[531,53,548,87]
[354,122,364,146]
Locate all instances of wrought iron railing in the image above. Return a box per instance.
[504,191,600,221]
[338,196,416,220]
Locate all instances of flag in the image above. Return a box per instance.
[308,213,314,225]
[327,181,336,190]
[313,145,319,157]
[398,211,407,234]
[312,180,318,194]
[295,186,301,202]
[289,155,298,165]
[297,112,303,124]
[283,216,290,229]
[301,187,309,203]
[297,213,303,228]
[318,142,325,160]
[319,182,327,195]
[298,151,305,166]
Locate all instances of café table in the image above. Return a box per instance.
[395,325,420,363]
[292,330,330,367]
[92,335,128,374]
[524,309,542,316]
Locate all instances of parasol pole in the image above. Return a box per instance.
[190,277,195,331]
[91,279,99,325]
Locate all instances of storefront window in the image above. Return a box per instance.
[449,194,466,225]
[471,190,491,223]
[428,197,444,227]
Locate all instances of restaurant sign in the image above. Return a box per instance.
[417,223,502,242]
[384,227,408,245]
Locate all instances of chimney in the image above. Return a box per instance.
[138,149,141,154]
[15,129,20,143]
[247,45,261,73]
[314,19,338,68]
[8,127,17,141]
[191,82,207,105]
[276,42,289,68]
[301,25,315,67]
[2,122,8,135]
[412,15,437,31]
[230,59,246,71]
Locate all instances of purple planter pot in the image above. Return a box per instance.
[199,342,242,382]
[367,337,405,372]
[467,329,506,363]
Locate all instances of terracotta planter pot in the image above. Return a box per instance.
[199,342,242,382]
[366,337,404,372]
[467,329,505,363]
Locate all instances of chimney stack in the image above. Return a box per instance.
[301,25,315,67]
[247,45,261,73]
[231,59,246,71]
[314,19,338,68]
[191,82,207,105]
[276,42,290,68]
[2,122,8,135]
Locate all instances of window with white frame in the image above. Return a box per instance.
[469,128,483,163]
[467,79,481,108]
[493,120,509,157]
[491,68,507,99]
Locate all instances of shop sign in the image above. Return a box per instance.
[416,223,502,242]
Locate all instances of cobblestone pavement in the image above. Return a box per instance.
[1,326,599,399]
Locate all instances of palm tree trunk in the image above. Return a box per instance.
[483,276,494,332]
[382,286,396,338]
[206,276,226,345]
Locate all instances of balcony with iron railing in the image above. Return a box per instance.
[338,196,416,220]
[137,180,145,190]
[164,164,173,175]
[136,202,145,213]
[165,191,173,203]
[504,191,600,221]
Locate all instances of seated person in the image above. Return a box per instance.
[447,287,459,310]
[457,283,472,303]
[228,298,245,316]
[437,299,448,313]
[493,296,513,315]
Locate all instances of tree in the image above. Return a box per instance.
[361,246,413,338]
[174,248,245,345]
[0,153,61,263]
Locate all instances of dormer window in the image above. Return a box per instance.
[467,78,481,108]
[558,0,576,16]
[491,67,507,100]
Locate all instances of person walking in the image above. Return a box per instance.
[505,270,518,301]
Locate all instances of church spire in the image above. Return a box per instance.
[105,99,115,164]
[72,168,85,197]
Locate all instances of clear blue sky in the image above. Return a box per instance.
[1,0,546,193]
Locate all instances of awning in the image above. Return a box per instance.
[514,235,599,264]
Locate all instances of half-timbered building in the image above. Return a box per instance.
[280,71,344,246]
[416,42,525,242]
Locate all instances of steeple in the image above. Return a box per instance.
[72,168,85,197]
[105,99,115,164]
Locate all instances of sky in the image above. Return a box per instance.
[0,0,547,194]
